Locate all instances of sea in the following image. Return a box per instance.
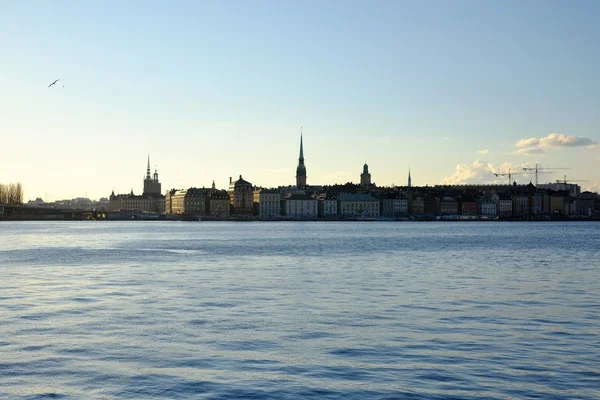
[0,221,599,399]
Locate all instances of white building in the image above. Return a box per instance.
[478,198,497,216]
[255,188,281,220]
[285,194,318,219]
[319,197,338,218]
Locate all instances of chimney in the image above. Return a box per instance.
[229,177,232,184]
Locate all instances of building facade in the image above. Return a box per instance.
[439,197,458,214]
[256,188,281,219]
[285,193,318,219]
[207,189,230,217]
[228,175,254,214]
[319,196,338,218]
[338,194,380,217]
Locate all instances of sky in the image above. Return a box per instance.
[1,0,599,201]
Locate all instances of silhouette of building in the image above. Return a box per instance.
[143,155,162,196]
[296,132,307,188]
[229,175,254,214]
[360,163,371,187]
[108,155,164,213]
[408,168,412,188]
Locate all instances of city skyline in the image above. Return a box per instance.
[2,1,599,200]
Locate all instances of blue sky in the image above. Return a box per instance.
[1,1,599,200]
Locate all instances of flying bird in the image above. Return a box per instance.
[48,79,59,88]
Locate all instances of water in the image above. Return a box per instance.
[0,221,599,399]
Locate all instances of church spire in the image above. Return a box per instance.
[299,128,304,162]
[146,154,151,180]
[295,128,307,187]
[408,166,412,188]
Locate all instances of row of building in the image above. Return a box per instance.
[106,138,599,220]
[159,180,600,219]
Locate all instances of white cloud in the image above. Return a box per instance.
[516,137,541,148]
[442,160,537,185]
[511,147,547,156]
[478,149,488,155]
[516,133,598,149]
[442,159,498,185]
[585,182,600,193]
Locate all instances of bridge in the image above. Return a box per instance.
[0,205,165,221]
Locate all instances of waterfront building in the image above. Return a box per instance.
[285,193,318,219]
[423,197,439,214]
[549,191,570,215]
[439,196,458,215]
[338,193,380,217]
[296,133,307,188]
[318,194,338,218]
[109,190,165,213]
[164,189,179,215]
[255,188,281,220]
[576,191,597,216]
[207,189,230,217]
[460,199,478,215]
[169,189,187,214]
[360,163,372,187]
[184,188,208,216]
[478,197,497,216]
[108,190,164,213]
[512,193,529,216]
[410,196,424,215]
[382,194,408,217]
[228,175,254,214]
[497,194,513,216]
[537,182,580,198]
[108,156,165,213]
[531,190,547,215]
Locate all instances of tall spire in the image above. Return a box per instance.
[408,166,412,188]
[146,153,151,179]
[296,128,307,187]
[299,128,304,161]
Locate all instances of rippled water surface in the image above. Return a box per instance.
[1,221,599,399]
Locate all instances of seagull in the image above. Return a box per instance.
[48,79,59,88]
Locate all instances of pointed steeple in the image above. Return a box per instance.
[299,128,304,162]
[146,154,151,179]
[408,166,412,188]
[296,128,307,187]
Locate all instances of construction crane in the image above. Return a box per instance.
[555,175,589,184]
[522,164,571,186]
[494,168,525,185]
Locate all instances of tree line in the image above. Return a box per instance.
[0,183,24,205]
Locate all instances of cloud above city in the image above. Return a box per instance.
[511,147,547,156]
[442,160,538,185]
[478,149,488,155]
[442,160,498,185]
[516,133,597,149]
